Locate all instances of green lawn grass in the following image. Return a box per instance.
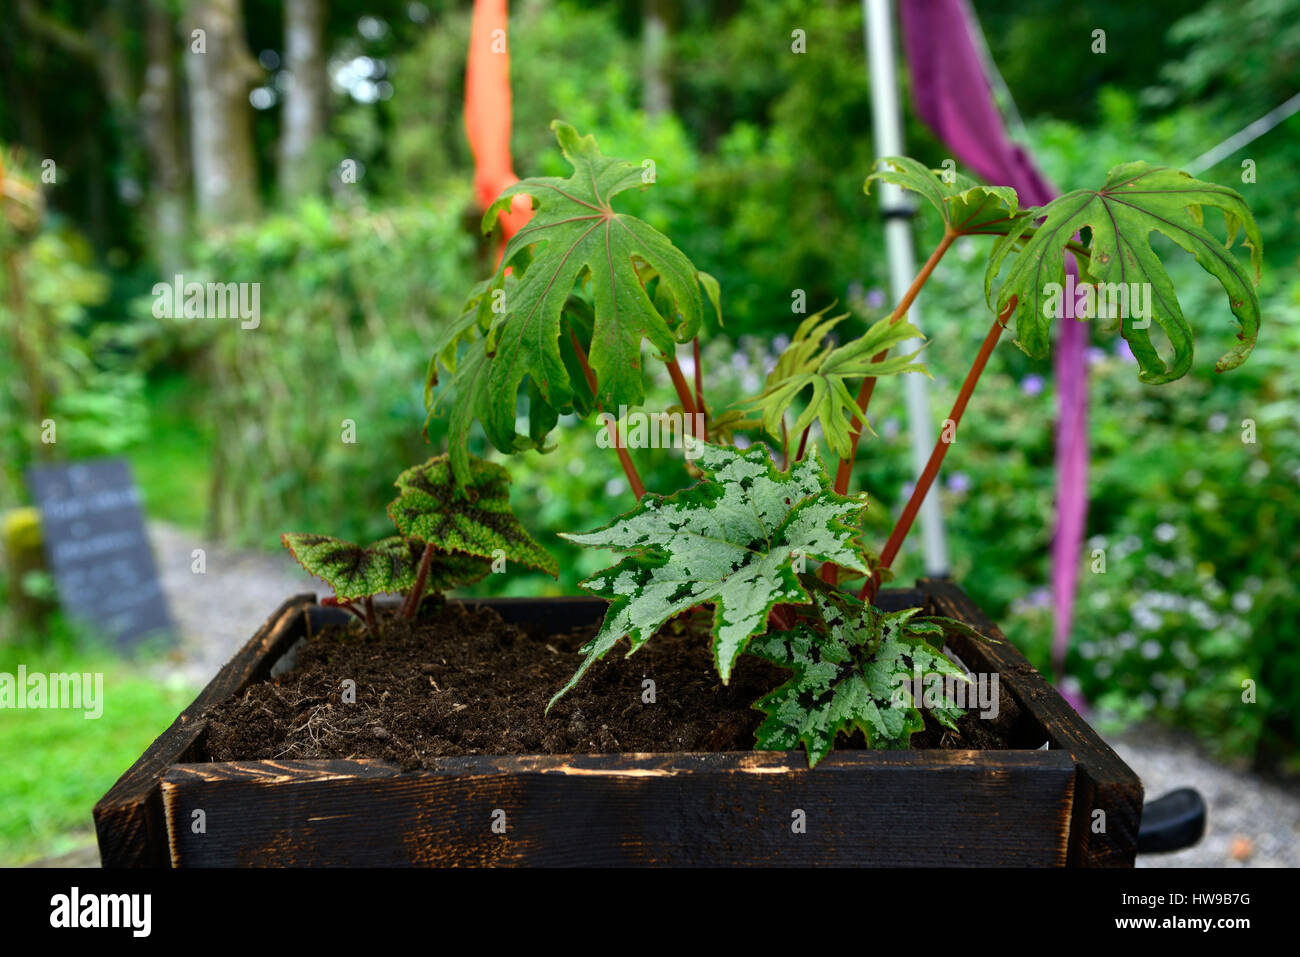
[0,622,196,865]
[125,371,213,532]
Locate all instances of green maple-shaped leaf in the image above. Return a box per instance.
[473,121,708,457]
[865,156,1020,235]
[748,587,976,767]
[697,270,723,328]
[435,336,494,484]
[386,454,557,576]
[426,274,571,486]
[986,161,1262,384]
[742,306,929,460]
[548,443,869,710]
[424,276,495,408]
[281,533,490,602]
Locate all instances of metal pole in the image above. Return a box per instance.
[863,0,950,576]
[1184,90,1300,175]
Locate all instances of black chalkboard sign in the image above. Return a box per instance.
[26,458,174,647]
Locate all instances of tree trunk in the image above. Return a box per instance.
[642,0,672,117]
[16,0,140,240]
[279,0,329,201]
[140,0,189,273]
[184,0,262,227]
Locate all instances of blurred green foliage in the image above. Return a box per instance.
[180,196,475,547]
[0,615,195,865]
[0,212,148,511]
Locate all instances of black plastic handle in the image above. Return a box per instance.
[1137,787,1206,854]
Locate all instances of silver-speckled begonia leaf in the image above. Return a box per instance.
[748,588,975,767]
[547,443,869,710]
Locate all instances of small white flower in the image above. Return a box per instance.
[1134,608,1162,632]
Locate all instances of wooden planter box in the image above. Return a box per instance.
[94,580,1142,867]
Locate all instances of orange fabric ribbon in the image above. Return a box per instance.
[465,0,531,243]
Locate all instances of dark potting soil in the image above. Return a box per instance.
[201,598,1021,770]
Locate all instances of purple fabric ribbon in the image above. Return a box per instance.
[899,0,1088,703]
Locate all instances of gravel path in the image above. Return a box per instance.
[148,521,315,685]
[43,526,1298,868]
[1109,727,1300,868]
